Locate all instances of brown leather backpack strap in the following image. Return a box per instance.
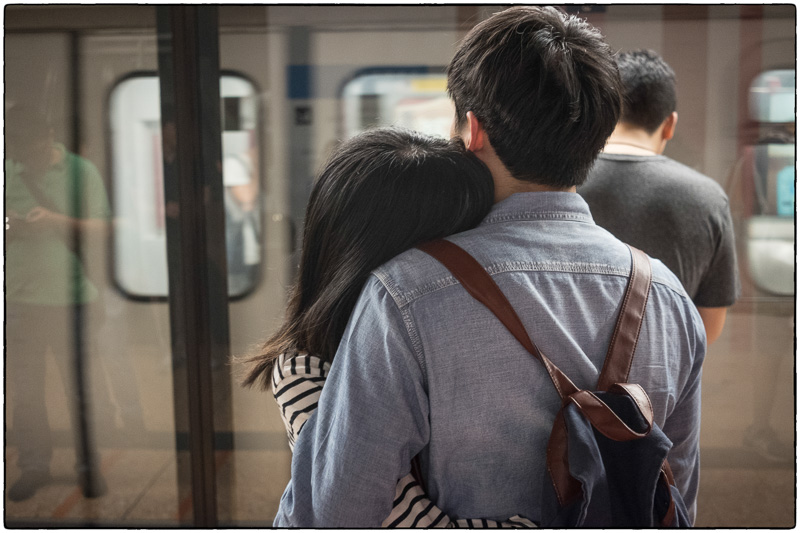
[417,239,580,400]
[591,246,682,524]
[596,245,652,392]
[659,461,678,526]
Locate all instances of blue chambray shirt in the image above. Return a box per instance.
[274,192,706,527]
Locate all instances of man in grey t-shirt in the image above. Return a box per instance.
[580,49,739,344]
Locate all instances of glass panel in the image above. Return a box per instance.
[4,7,184,526]
[595,7,796,527]
[109,74,262,299]
[216,5,796,528]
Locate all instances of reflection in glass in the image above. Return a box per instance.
[5,105,111,503]
[6,16,181,525]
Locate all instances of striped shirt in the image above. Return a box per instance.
[272,352,536,528]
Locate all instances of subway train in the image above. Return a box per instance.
[4,5,795,527]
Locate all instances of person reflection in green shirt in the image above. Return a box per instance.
[5,106,110,502]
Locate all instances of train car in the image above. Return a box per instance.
[4,5,795,527]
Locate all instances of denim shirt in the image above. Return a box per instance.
[274,192,706,527]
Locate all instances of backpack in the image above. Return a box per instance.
[417,239,690,527]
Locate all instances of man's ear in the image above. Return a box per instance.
[662,111,678,141]
[463,111,485,152]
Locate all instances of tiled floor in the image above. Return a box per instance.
[4,309,795,527]
[694,310,795,527]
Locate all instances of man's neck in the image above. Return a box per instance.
[493,169,575,203]
[466,131,575,203]
[603,125,663,156]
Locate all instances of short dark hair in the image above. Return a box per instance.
[616,49,677,133]
[242,127,494,388]
[447,6,621,188]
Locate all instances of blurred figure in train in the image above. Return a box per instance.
[222,145,260,297]
[4,105,110,501]
[221,97,261,297]
[580,49,740,345]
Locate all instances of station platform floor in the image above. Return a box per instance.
[4,309,795,527]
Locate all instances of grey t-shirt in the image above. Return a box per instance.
[579,153,740,307]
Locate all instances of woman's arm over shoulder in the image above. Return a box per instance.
[274,276,430,527]
[272,352,330,450]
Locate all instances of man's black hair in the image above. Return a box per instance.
[616,49,677,134]
[447,6,622,188]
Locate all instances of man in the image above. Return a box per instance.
[275,7,705,526]
[579,49,739,344]
[5,106,110,501]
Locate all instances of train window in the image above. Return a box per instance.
[748,69,795,123]
[109,73,262,299]
[745,142,794,296]
[341,70,452,139]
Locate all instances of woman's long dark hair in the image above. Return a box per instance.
[242,127,494,389]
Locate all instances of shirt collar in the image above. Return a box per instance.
[480,191,595,226]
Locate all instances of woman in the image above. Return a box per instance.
[243,128,534,528]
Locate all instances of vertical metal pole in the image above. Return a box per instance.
[156,6,229,527]
[287,26,313,262]
[737,5,764,156]
[68,29,100,506]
